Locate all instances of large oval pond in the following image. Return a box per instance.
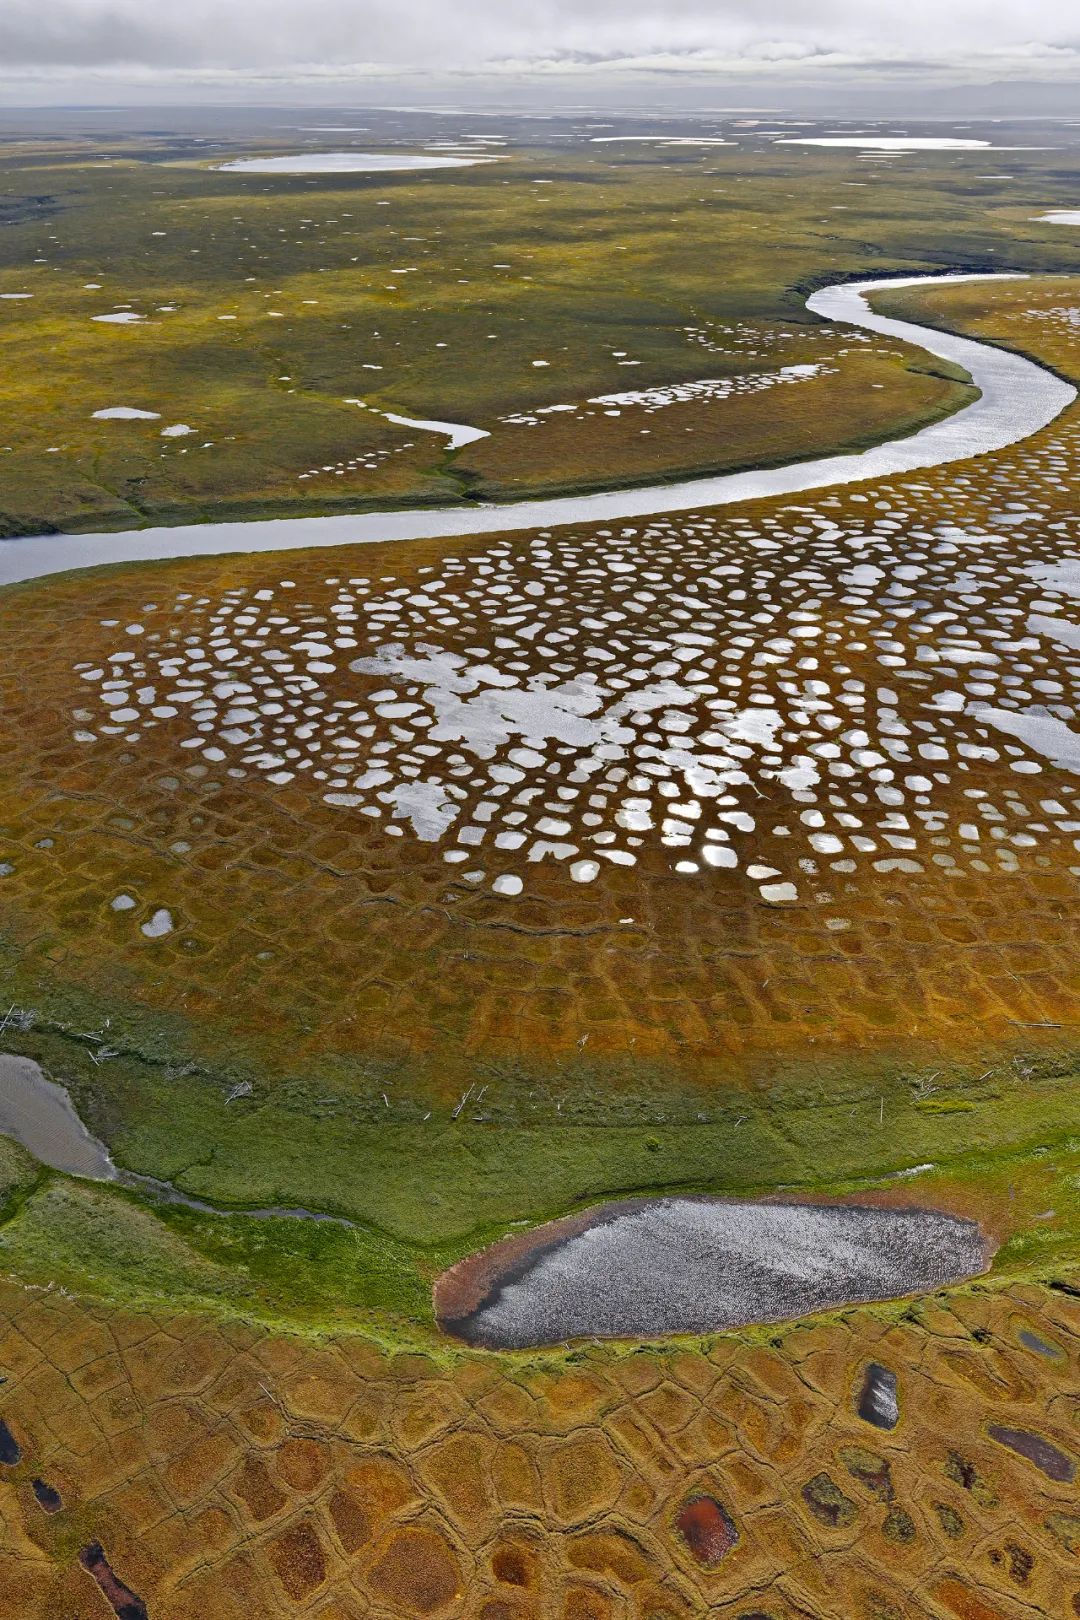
[435,1195,991,1349]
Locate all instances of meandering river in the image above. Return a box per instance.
[0,272,1073,589]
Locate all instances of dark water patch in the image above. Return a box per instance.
[0,1417,21,1465]
[988,1425,1075,1483]
[0,196,59,229]
[78,1543,148,1620]
[945,1450,998,1508]
[31,1477,62,1513]
[1018,1328,1062,1358]
[857,1363,899,1430]
[674,1495,738,1566]
[1007,1543,1034,1585]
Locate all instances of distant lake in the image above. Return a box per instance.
[217,151,490,174]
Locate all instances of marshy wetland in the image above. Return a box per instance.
[1,108,1080,1620]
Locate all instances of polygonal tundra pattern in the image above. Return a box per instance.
[0,1278,1078,1618]
[0,282,1079,1102]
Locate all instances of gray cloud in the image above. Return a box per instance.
[1,0,1077,89]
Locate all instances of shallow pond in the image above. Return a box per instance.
[436,1195,991,1349]
[0,1053,117,1181]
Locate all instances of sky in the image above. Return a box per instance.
[2,0,1078,107]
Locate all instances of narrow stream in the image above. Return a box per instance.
[0,1052,353,1226]
[0,1053,992,1341]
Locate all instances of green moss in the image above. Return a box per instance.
[0,1134,40,1220]
[0,1178,243,1309]
[3,1024,1079,1250]
[0,1042,1076,1346]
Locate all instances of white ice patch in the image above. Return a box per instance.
[382,778,458,840]
[218,152,489,174]
[723,707,784,748]
[92,407,161,421]
[1027,612,1080,652]
[1026,559,1080,598]
[589,136,734,146]
[589,365,823,411]
[778,137,1046,152]
[970,706,1080,771]
[504,364,830,427]
[345,398,488,451]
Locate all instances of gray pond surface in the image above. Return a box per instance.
[0,273,1073,588]
[444,1197,989,1349]
[0,1053,117,1181]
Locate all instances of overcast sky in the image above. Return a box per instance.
[2,0,1078,105]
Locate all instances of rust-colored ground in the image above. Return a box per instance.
[1,277,1079,1620]
[0,278,1078,1106]
[0,1277,1078,1619]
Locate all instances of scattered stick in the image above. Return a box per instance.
[451,1084,475,1120]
